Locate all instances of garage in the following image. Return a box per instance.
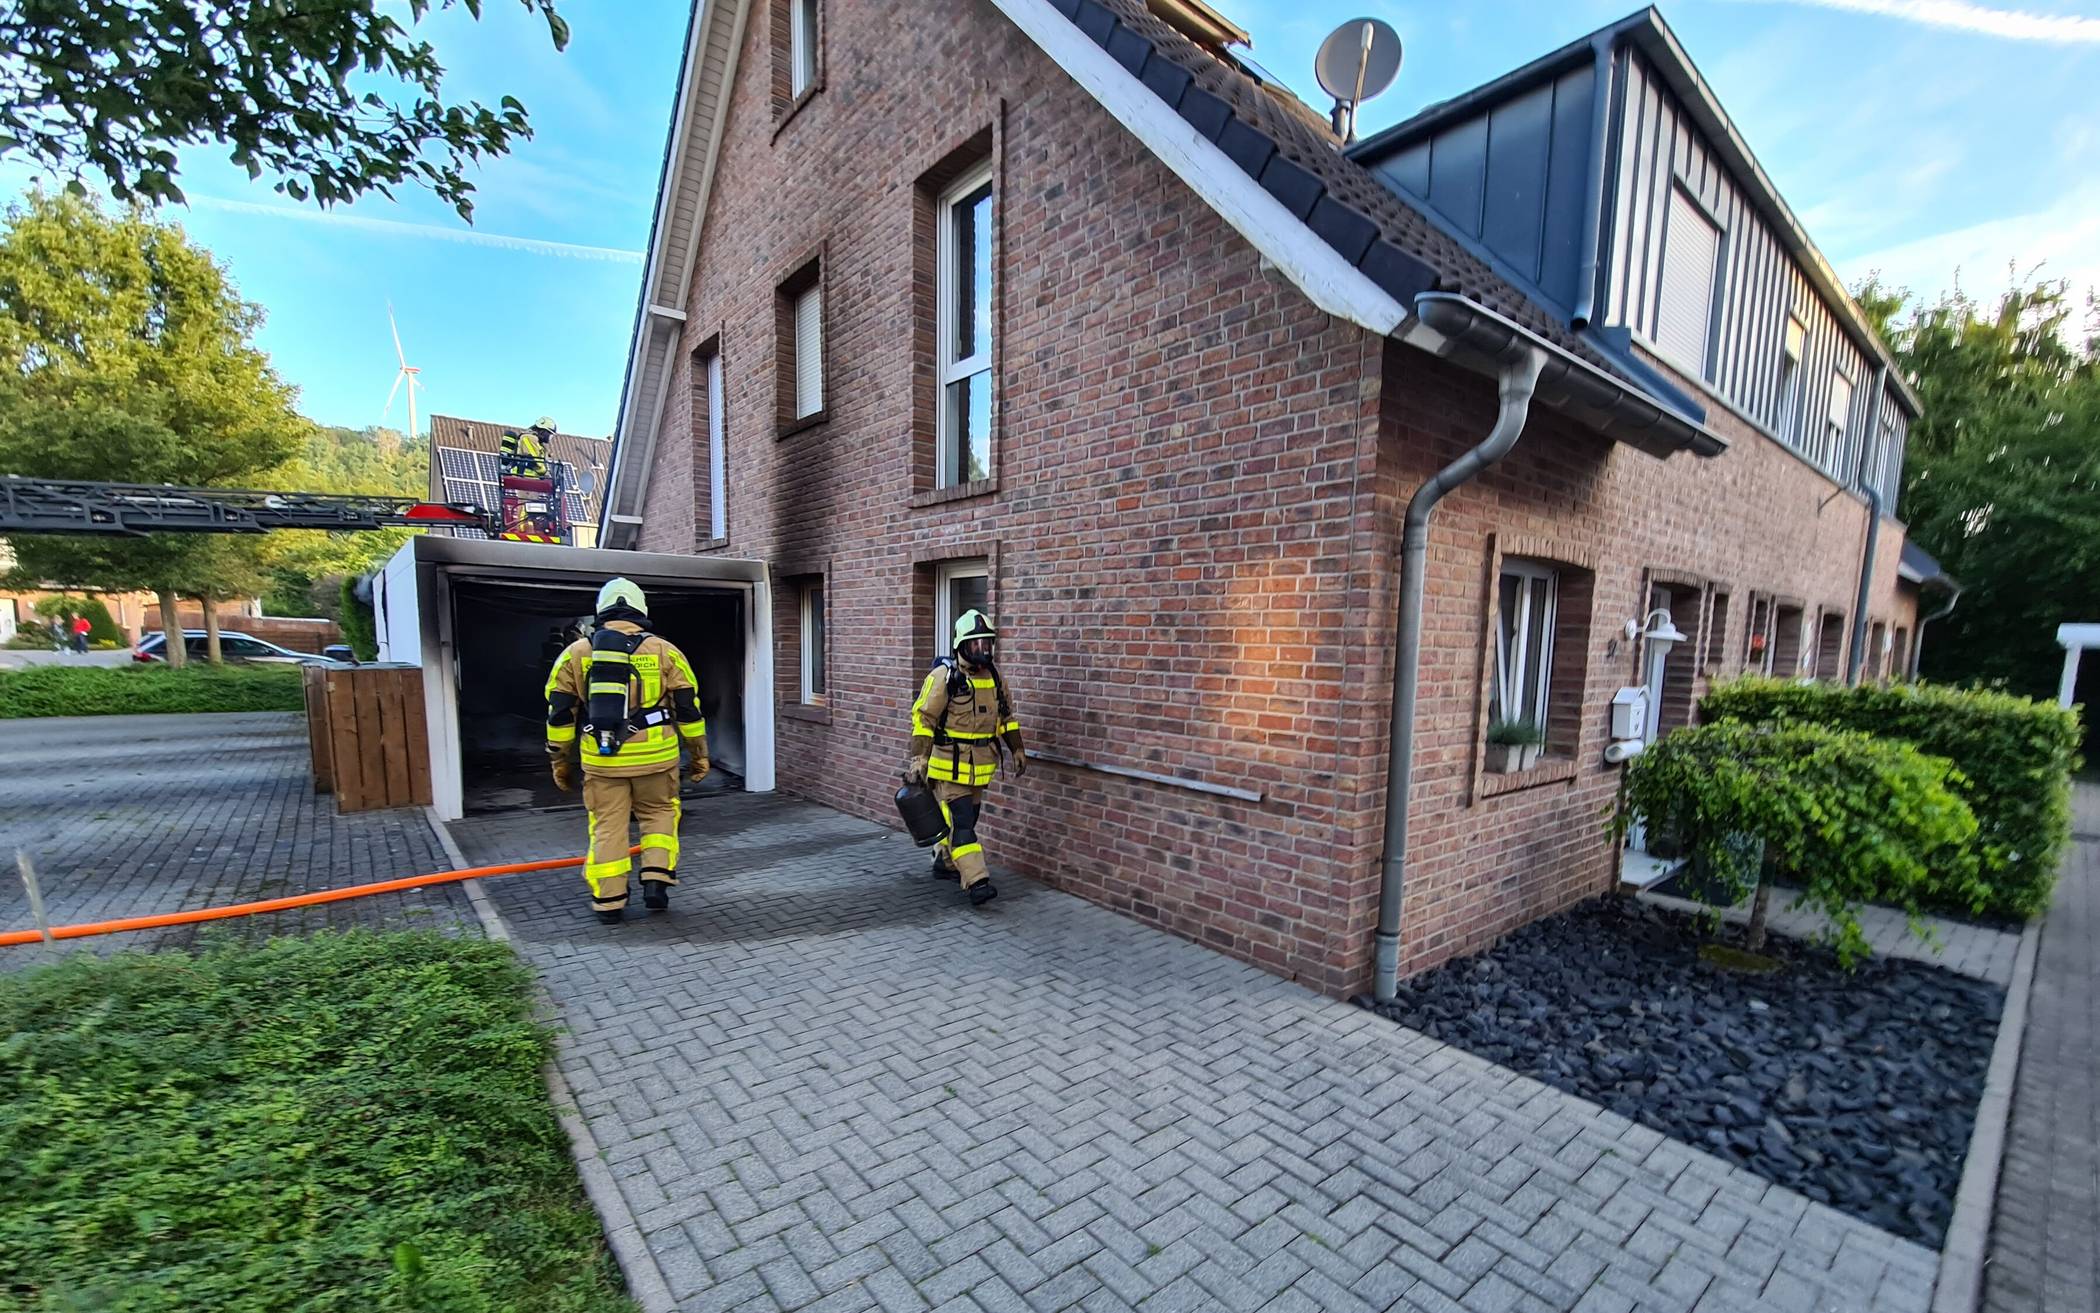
[374,536,774,820]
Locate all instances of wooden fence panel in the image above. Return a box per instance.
[315,666,432,813]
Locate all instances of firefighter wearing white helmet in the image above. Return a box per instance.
[903,609,1025,906]
[544,577,710,922]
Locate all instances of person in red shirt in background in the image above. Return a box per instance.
[69,614,90,654]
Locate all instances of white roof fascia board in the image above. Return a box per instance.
[988,0,1408,335]
[608,0,748,546]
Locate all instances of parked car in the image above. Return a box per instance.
[134,630,337,666]
[321,644,359,664]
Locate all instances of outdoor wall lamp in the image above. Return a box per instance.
[1623,608,1688,646]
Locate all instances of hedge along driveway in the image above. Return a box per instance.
[1701,677,2083,920]
[0,663,305,718]
[0,931,635,1312]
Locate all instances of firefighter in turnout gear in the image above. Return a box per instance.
[904,609,1025,906]
[545,578,710,922]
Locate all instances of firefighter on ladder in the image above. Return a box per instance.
[903,609,1025,906]
[545,578,709,922]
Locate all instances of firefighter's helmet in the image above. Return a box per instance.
[596,577,648,617]
[953,609,996,664]
[532,415,557,433]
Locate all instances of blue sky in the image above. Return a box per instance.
[4,0,2094,439]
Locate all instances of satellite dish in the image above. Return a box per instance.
[577,470,599,496]
[1314,18,1402,142]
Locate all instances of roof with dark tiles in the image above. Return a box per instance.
[1051,0,1637,388]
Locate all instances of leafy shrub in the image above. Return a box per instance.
[0,932,633,1312]
[31,594,124,645]
[1702,676,2081,919]
[0,664,304,718]
[1613,720,1984,963]
[340,574,378,661]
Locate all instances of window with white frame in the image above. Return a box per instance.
[1492,561,1558,735]
[702,350,726,541]
[789,0,818,98]
[799,577,826,703]
[1656,186,1722,378]
[1824,369,1854,471]
[1776,316,1805,442]
[935,558,988,657]
[793,284,823,419]
[936,163,994,487]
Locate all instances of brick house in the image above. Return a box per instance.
[600,0,1949,997]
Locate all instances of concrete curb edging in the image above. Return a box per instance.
[424,808,679,1313]
[1931,918,2042,1313]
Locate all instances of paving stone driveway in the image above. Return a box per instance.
[0,712,472,968]
[453,794,1939,1313]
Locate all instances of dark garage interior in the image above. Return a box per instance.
[451,579,747,815]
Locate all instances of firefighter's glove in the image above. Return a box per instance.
[549,754,576,793]
[902,756,928,787]
[689,750,711,784]
[1009,750,1027,780]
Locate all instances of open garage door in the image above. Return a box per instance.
[380,537,773,820]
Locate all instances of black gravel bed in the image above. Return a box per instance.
[1368,896,2003,1246]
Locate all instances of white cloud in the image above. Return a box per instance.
[186,195,644,264]
[1841,180,2100,306]
[1742,0,2100,43]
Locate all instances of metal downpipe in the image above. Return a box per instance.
[1913,586,1961,679]
[1845,366,1890,685]
[1570,36,1615,331]
[1373,345,1546,1001]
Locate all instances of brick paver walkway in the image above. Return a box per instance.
[1983,782,2100,1312]
[453,795,1940,1313]
[0,712,473,968]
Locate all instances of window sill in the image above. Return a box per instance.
[778,410,829,441]
[910,478,999,508]
[1478,756,1580,799]
[695,536,729,552]
[782,702,832,725]
[772,83,822,141]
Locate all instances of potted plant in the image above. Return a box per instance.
[1486,719,1545,772]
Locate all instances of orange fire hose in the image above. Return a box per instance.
[0,846,641,949]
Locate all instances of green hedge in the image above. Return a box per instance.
[340,575,378,662]
[0,664,305,719]
[0,932,634,1312]
[1701,676,2082,920]
[1617,719,1984,963]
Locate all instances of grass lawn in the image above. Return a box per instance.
[0,932,635,1312]
[0,664,306,719]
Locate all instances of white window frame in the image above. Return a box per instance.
[1656,184,1724,380]
[1825,368,1854,472]
[792,283,823,419]
[1776,315,1805,443]
[935,161,996,489]
[935,558,989,657]
[704,350,726,541]
[789,0,817,99]
[1492,560,1558,734]
[799,578,825,704]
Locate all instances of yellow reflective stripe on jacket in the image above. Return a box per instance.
[945,728,997,741]
[547,723,577,744]
[998,720,1020,735]
[582,736,681,770]
[677,719,707,740]
[910,670,943,738]
[545,647,577,699]
[927,757,997,786]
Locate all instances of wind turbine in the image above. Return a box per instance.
[382,302,423,440]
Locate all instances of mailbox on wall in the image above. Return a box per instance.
[1610,686,1648,742]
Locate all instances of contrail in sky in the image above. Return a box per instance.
[188,194,645,264]
[1742,0,2100,43]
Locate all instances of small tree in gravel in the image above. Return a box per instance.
[1610,721,1986,964]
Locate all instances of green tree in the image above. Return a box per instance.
[0,0,568,219]
[1862,275,2100,706]
[254,424,428,615]
[0,191,305,666]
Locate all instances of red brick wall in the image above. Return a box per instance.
[1329,344,1924,987]
[634,0,1925,996]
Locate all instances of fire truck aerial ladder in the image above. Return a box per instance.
[0,476,494,537]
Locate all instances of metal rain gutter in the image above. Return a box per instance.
[1571,34,1615,330]
[1373,330,1544,1002]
